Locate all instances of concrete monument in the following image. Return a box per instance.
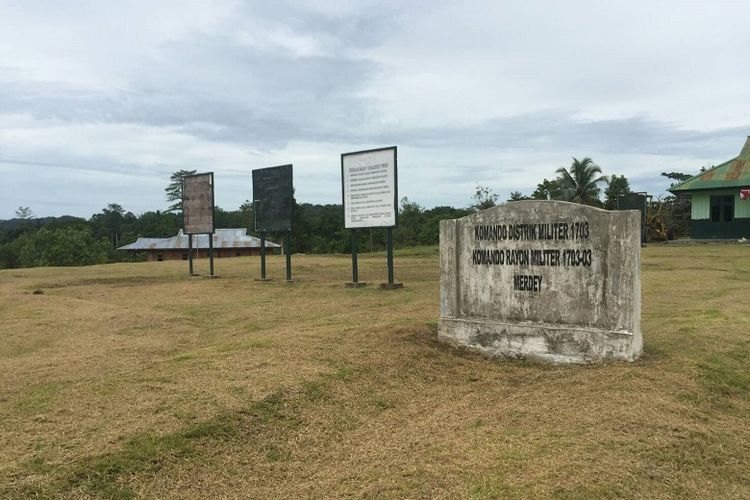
[438,200,641,363]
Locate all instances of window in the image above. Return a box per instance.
[710,195,734,223]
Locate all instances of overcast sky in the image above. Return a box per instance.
[1,0,749,219]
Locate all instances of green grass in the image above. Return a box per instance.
[698,343,750,398]
[15,383,65,415]
[69,433,196,499]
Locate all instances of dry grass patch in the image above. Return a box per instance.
[1,246,749,498]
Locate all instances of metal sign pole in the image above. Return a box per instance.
[379,226,402,289]
[208,234,215,277]
[188,234,194,275]
[386,227,394,285]
[285,230,293,282]
[346,228,367,288]
[352,229,359,283]
[260,232,267,279]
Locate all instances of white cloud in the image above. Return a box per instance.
[0,0,749,218]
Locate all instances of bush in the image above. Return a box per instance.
[19,227,109,267]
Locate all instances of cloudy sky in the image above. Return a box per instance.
[1,0,749,219]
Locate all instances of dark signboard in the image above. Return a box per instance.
[253,164,293,232]
[617,192,647,227]
[617,192,647,243]
[183,172,214,235]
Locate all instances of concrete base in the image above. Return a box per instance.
[206,275,220,279]
[438,317,641,364]
[254,278,273,282]
[379,282,404,290]
[345,282,368,288]
[285,279,295,283]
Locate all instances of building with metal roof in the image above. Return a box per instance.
[669,136,750,239]
[118,229,280,261]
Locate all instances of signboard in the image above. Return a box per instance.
[617,193,647,226]
[253,164,294,233]
[341,146,397,229]
[617,192,648,242]
[182,172,214,235]
[438,201,642,363]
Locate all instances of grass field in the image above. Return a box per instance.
[1,245,749,498]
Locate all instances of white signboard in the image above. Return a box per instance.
[183,172,214,235]
[341,146,397,228]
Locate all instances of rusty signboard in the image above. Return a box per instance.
[182,172,215,235]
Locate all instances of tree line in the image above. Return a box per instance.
[0,200,469,268]
[0,158,694,269]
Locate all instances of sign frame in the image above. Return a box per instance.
[341,146,398,229]
[252,164,294,233]
[181,171,216,277]
[182,172,215,235]
[251,164,294,282]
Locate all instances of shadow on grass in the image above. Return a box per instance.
[31,275,181,291]
[8,361,366,498]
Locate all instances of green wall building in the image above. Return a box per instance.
[670,136,750,239]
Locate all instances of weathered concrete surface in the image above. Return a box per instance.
[438,200,641,363]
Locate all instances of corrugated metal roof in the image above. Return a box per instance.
[670,136,750,192]
[118,229,280,251]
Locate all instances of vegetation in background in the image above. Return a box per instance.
[18,227,109,267]
[0,163,700,269]
[15,206,34,220]
[470,184,499,211]
[531,178,564,200]
[507,191,529,201]
[659,171,695,237]
[164,169,198,213]
[603,174,632,209]
[555,157,608,206]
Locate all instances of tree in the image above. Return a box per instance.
[19,227,108,267]
[15,206,34,219]
[396,197,425,247]
[239,200,254,229]
[89,203,130,247]
[508,191,531,202]
[604,175,631,210]
[659,172,693,237]
[165,170,197,212]
[102,203,125,246]
[136,210,181,238]
[660,171,693,188]
[471,185,499,211]
[531,178,563,200]
[555,157,607,206]
[0,233,31,269]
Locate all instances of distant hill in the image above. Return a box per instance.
[0,215,85,231]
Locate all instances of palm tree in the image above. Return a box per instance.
[555,157,607,206]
